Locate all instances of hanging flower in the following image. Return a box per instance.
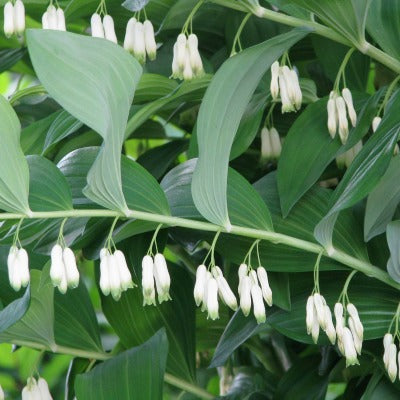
[342,327,359,367]
[14,0,25,35]
[102,14,117,43]
[193,264,207,306]
[154,253,171,303]
[22,377,53,400]
[260,126,282,162]
[372,116,381,132]
[206,277,219,320]
[7,245,30,291]
[90,13,104,38]
[336,141,362,169]
[3,1,14,37]
[143,20,157,61]
[211,266,237,311]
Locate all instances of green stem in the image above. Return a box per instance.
[164,373,214,399]
[210,1,400,74]
[231,13,252,56]
[9,85,47,106]
[0,209,399,290]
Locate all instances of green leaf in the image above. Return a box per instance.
[364,156,400,241]
[27,155,73,211]
[278,91,382,217]
[75,329,168,400]
[315,90,400,250]
[26,29,142,213]
[0,48,26,73]
[43,110,83,153]
[100,236,195,382]
[367,0,400,60]
[386,221,400,283]
[268,272,400,344]
[290,0,371,45]
[192,28,309,228]
[0,95,30,214]
[0,267,56,351]
[122,0,150,12]
[134,74,178,104]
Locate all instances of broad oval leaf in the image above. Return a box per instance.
[75,329,168,400]
[0,95,30,214]
[386,221,400,283]
[26,29,142,213]
[191,28,310,229]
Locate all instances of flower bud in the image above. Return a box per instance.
[4,2,14,38]
[91,13,104,38]
[17,248,30,288]
[348,316,362,355]
[37,377,53,399]
[50,244,64,287]
[123,17,136,53]
[176,34,187,71]
[324,305,336,345]
[313,293,327,330]
[388,343,398,382]
[342,88,357,127]
[7,245,18,290]
[270,61,280,100]
[103,15,117,44]
[114,250,134,291]
[188,33,203,75]
[144,20,157,61]
[14,0,25,35]
[194,264,207,306]
[346,303,363,341]
[56,8,66,31]
[154,253,171,303]
[206,277,219,320]
[133,22,146,64]
[239,275,252,316]
[99,248,111,296]
[372,116,381,133]
[63,247,79,289]
[335,96,349,144]
[142,255,156,306]
[257,267,272,306]
[306,295,315,335]
[251,284,266,324]
[215,273,238,311]
[327,98,337,138]
[342,327,359,367]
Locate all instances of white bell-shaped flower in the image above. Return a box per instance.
[144,20,157,61]
[3,1,14,37]
[335,96,349,144]
[187,33,203,75]
[43,5,58,30]
[270,61,280,100]
[346,303,363,341]
[176,34,187,71]
[63,247,79,289]
[348,316,362,355]
[212,266,237,311]
[91,13,104,38]
[313,293,327,330]
[372,116,381,132]
[56,8,66,31]
[239,275,252,317]
[14,0,25,35]
[108,253,121,301]
[114,250,134,291]
[324,305,336,345]
[237,263,248,293]
[251,284,266,324]
[327,96,337,138]
[290,69,302,110]
[201,271,212,312]
[194,264,207,306]
[383,333,394,368]
[388,343,398,382]
[278,70,294,113]
[342,88,357,127]
[142,255,156,306]
[16,248,30,288]
[7,245,19,291]
[206,277,219,320]
[342,327,359,367]
[103,15,117,43]
[154,253,171,303]
[124,17,136,52]
[99,248,111,296]
[334,302,345,338]
[256,267,272,306]
[311,315,320,344]
[37,377,53,400]
[183,50,193,81]
[50,244,64,287]
[133,22,146,64]
[306,295,315,335]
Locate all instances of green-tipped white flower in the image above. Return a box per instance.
[257,267,272,306]
[114,250,134,291]
[56,7,66,31]
[372,116,381,132]
[346,303,363,341]
[212,266,238,311]
[290,69,302,110]
[91,13,104,38]
[238,263,248,293]
[313,293,327,330]
[3,1,14,37]
[334,302,345,337]
[342,327,359,367]
[194,264,207,306]
[123,17,136,52]
[251,284,266,324]
[187,33,203,75]
[348,316,362,355]
[144,20,157,61]
[342,88,357,127]
[335,96,349,144]
[327,95,337,138]
[17,248,30,288]
[14,0,25,35]
[311,315,320,344]
[103,15,117,43]
[239,275,252,317]
[324,305,336,345]
[175,33,187,71]
[206,277,219,320]
[142,255,156,306]
[133,22,146,64]
[388,343,398,382]
[278,69,294,113]
[63,247,80,289]
[154,253,171,303]
[183,51,193,81]
[261,127,281,162]
[270,61,280,100]
[50,244,64,287]
[201,271,212,312]
[99,248,111,296]
[108,254,121,301]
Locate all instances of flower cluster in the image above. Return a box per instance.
[383,333,400,382]
[22,377,53,400]
[172,33,204,81]
[91,13,117,43]
[124,18,157,63]
[42,5,66,31]
[50,244,79,293]
[327,88,357,144]
[270,61,302,113]
[238,264,272,324]
[336,141,362,169]
[142,253,171,305]
[3,0,25,37]
[99,248,134,300]
[194,264,237,320]
[7,245,30,291]
[260,126,282,162]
